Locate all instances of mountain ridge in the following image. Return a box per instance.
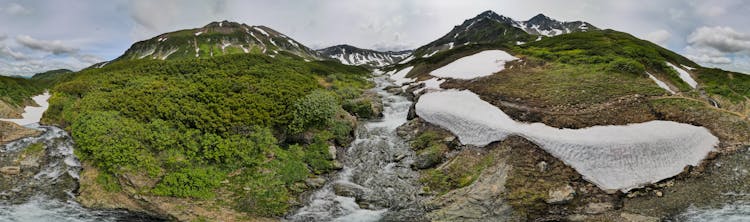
[316,44,412,67]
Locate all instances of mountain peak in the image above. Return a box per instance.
[529,13,553,22]
[202,20,244,29]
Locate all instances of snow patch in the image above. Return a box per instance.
[416,90,718,192]
[667,62,698,88]
[430,50,517,80]
[422,50,439,58]
[447,42,454,50]
[0,92,51,126]
[253,27,269,36]
[194,31,203,36]
[398,55,414,64]
[161,48,178,60]
[646,72,676,94]
[389,66,414,86]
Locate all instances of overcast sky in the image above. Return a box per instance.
[1,0,749,76]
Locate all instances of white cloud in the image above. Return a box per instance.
[16,35,78,55]
[0,43,28,60]
[687,26,750,53]
[1,3,31,15]
[643,29,671,46]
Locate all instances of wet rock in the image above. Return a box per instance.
[0,166,20,175]
[333,182,365,199]
[305,177,326,188]
[546,185,575,204]
[584,202,614,215]
[620,212,659,222]
[331,160,344,170]
[407,103,417,120]
[384,86,404,95]
[328,146,337,160]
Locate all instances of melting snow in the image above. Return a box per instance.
[646,72,676,94]
[447,42,454,50]
[1,92,51,126]
[194,31,203,36]
[398,55,414,64]
[390,66,414,86]
[430,50,517,80]
[682,65,696,70]
[253,27,269,36]
[422,50,439,58]
[667,62,698,88]
[287,39,299,47]
[416,90,718,192]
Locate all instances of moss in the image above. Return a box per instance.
[20,142,45,157]
[96,173,122,192]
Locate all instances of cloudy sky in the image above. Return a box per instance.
[1,0,749,76]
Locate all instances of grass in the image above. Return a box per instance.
[449,62,664,108]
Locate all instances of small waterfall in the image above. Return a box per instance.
[0,125,162,222]
[288,74,426,221]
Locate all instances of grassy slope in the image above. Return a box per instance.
[44,53,373,219]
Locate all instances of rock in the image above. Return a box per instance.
[584,202,614,215]
[546,185,575,204]
[331,160,344,170]
[0,166,20,175]
[567,214,588,221]
[407,103,417,120]
[333,182,365,199]
[654,190,663,197]
[384,86,404,95]
[305,177,326,188]
[394,153,406,162]
[328,146,337,160]
[620,212,659,222]
[536,161,548,172]
[412,152,442,169]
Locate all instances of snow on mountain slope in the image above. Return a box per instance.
[409,10,597,59]
[416,90,718,192]
[117,20,322,61]
[317,45,412,67]
[667,62,699,88]
[430,50,517,79]
[647,72,676,94]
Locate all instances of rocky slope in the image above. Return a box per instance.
[114,20,322,62]
[316,44,412,67]
[409,10,596,59]
[386,10,750,221]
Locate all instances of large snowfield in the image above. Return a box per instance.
[430,50,517,79]
[416,90,718,192]
[0,92,51,126]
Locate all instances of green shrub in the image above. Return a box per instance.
[289,90,339,133]
[152,167,225,199]
[608,58,645,74]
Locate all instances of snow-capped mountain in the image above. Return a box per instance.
[411,10,597,58]
[515,13,595,37]
[317,45,412,67]
[116,20,322,61]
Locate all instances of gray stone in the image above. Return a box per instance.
[546,185,575,204]
[0,166,20,175]
[305,177,326,188]
[333,182,365,199]
[584,202,614,215]
[328,145,337,160]
[620,212,659,222]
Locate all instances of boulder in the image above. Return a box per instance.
[0,166,20,175]
[328,145,337,160]
[546,185,575,204]
[584,202,614,215]
[333,182,365,199]
[305,177,326,188]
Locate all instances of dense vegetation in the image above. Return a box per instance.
[45,53,372,216]
[0,75,44,106]
[696,68,750,102]
[518,30,698,91]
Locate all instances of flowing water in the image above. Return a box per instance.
[0,125,162,222]
[288,74,426,221]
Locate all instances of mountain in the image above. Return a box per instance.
[31,69,72,81]
[115,20,322,61]
[316,44,412,67]
[515,13,595,36]
[387,10,750,222]
[410,10,596,58]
